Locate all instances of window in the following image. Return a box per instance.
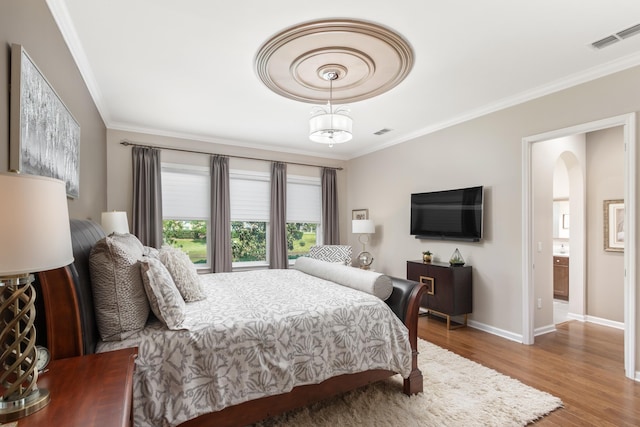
[161,164,322,268]
[230,170,270,266]
[286,176,321,261]
[161,164,210,265]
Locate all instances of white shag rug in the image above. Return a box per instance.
[256,339,562,427]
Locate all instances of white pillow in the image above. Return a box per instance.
[159,246,206,302]
[294,256,393,300]
[143,245,160,259]
[89,234,150,341]
[140,257,186,329]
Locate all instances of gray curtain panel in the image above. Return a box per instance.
[322,167,339,244]
[210,155,232,272]
[269,162,288,269]
[132,146,163,248]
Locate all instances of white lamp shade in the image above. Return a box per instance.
[309,113,353,144]
[0,173,73,276]
[352,219,375,234]
[101,211,130,235]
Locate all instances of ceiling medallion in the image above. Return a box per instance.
[254,19,414,104]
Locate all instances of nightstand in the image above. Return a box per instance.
[17,347,137,427]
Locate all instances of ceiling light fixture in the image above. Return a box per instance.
[309,69,353,147]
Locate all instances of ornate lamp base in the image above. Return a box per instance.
[357,251,373,270]
[0,274,50,422]
[0,388,50,422]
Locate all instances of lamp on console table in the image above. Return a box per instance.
[0,173,73,421]
[352,219,375,270]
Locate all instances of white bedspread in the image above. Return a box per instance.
[97,269,412,427]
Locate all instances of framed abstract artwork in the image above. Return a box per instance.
[10,44,80,198]
[352,209,368,220]
[604,199,624,252]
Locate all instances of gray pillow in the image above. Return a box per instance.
[109,232,145,254]
[159,246,206,302]
[140,257,186,329]
[89,234,150,341]
[294,256,393,300]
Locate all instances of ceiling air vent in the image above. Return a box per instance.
[591,35,620,50]
[617,23,640,39]
[373,128,392,135]
[591,22,640,49]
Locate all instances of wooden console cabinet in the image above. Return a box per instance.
[553,256,569,301]
[19,347,137,427]
[407,260,472,329]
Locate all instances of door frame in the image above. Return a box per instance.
[522,113,637,379]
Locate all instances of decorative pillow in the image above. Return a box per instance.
[143,245,160,259]
[140,257,186,329]
[109,232,145,254]
[89,234,150,341]
[294,256,393,300]
[308,245,353,266]
[159,246,206,302]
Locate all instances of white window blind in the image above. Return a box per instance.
[287,176,321,223]
[161,164,210,219]
[230,170,270,221]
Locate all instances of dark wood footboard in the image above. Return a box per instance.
[36,219,426,427]
[398,278,428,395]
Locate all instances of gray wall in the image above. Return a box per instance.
[0,0,106,220]
[586,127,624,322]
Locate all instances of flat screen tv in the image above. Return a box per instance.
[410,186,483,241]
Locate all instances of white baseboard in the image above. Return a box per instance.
[534,324,557,336]
[584,315,625,330]
[566,312,585,322]
[465,315,623,344]
[467,319,523,343]
[564,312,624,330]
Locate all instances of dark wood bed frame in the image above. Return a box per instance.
[36,219,427,427]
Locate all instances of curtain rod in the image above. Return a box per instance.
[120,140,343,171]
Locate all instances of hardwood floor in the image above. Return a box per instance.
[418,316,640,426]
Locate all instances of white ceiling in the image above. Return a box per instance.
[47,0,640,160]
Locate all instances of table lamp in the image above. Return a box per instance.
[0,173,73,421]
[352,219,375,269]
[101,211,130,235]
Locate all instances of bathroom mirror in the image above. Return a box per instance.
[553,199,570,239]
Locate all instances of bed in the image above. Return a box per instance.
[36,219,426,427]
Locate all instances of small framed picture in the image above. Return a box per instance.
[352,209,368,220]
[604,199,624,252]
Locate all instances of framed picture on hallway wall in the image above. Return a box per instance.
[10,44,80,198]
[604,199,624,252]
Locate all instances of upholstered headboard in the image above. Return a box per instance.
[37,219,105,359]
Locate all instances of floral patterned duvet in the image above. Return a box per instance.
[97,269,412,427]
